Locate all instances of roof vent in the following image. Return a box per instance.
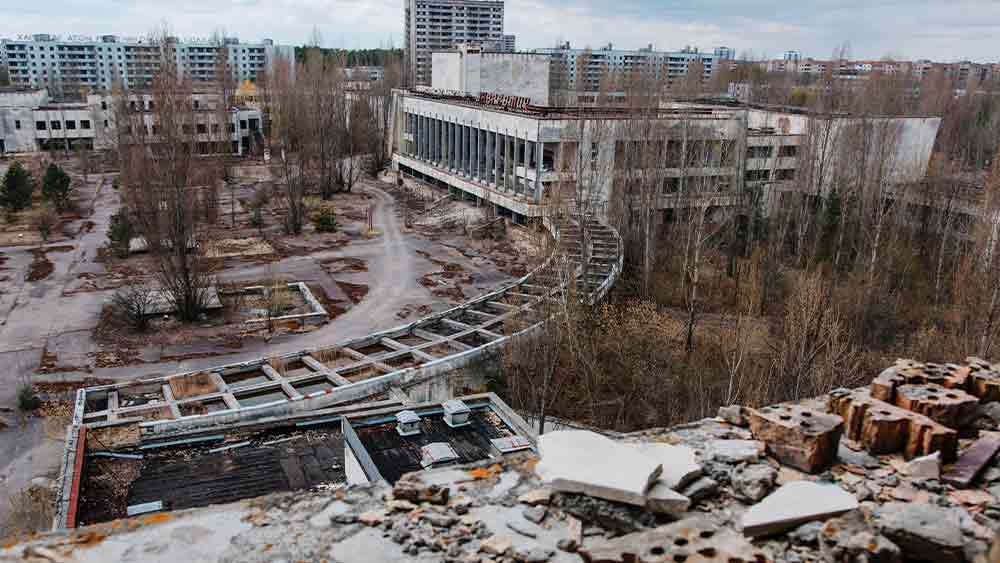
[395,410,421,436]
[420,442,459,468]
[442,399,471,428]
[490,436,532,454]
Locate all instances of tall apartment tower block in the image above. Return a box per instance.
[0,34,294,92]
[404,0,505,86]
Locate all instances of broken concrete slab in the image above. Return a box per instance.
[941,436,1000,488]
[704,439,764,464]
[535,431,661,506]
[838,442,882,468]
[731,463,777,502]
[679,476,719,504]
[748,404,844,473]
[876,502,966,563]
[579,518,763,563]
[900,452,940,480]
[643,482,691,516]
[740,480,858,537]
[633,442,701,490]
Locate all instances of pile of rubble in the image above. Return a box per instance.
[5,358,1000,563]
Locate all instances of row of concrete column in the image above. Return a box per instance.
[406,113,543,202]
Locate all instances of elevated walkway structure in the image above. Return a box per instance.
[66,209,622,438]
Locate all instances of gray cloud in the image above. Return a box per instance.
[3,0,997,61]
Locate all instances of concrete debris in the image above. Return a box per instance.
[876,502,967,563]
[522,505,547,524]
[705,439,765,464]
[392,477,450,505]
[643,481,691,516]
[679,476,719,503]
[579,518,763,563]
[12,358,1000,563]
[748,404,844,473]
[718,404,746,426]
[900,452,941,480]
[838,442,882,468]
[480,534,513,556]
[941,436,1000,488]
[788,521,822,545]
[634,442,702,490]
[731,463,777,502]
[741,480,858,537]
[535,430,662,506]
[820,511,902,563]
[518,488,552,506]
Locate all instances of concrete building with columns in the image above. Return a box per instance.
[388,52,942,224]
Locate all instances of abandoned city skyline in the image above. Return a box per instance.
[4,0,1000,62]
[4,0,1000,561]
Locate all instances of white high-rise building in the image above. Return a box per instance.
[404,0,505,86]
[0,33,294,92]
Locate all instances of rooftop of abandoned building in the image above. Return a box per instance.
[5,357,1000,563]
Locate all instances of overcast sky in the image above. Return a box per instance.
[3,0,998,62]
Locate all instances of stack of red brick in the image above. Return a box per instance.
[744,358,1000,488]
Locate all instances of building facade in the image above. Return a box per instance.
[404,0,505,86]
[532,43,727,92]
[0,34,294,92]
[0,87,261,155]
[388,53,941,226]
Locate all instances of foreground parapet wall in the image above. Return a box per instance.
[15,368,1000,563]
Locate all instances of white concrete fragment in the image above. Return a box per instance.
[900,452,940,480]
[644,482,691,515]
[535,431,662,506]
[634,443,701,490]
[706,439,764,463]
[741,481,858,537]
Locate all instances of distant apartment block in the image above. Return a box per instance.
[532,42,730,91]
[499,34,516,53]
[404,0,505,85]
[344,66,385,82]
[0,33,294,92]
[760,53,997,84]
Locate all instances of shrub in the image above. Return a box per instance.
[111,281,157,330]
[41,163,73,211]
[312,207,339,233]
[17,383,41,411]
[1,161,35,212]
[112,177,120,190]
[31,205,59,242]
[106,208,134,259]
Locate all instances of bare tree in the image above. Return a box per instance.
[119,32,217,322]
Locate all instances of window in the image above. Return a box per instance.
[746,146,772,159]
[14,120,21,130]
[65,120,76,130]
[51,121,61,130]
[196,123,207,134]
[211,124,220,134]
[228,123,235,133]
[240,120,247,130]
[194,100,200,109]
[101,100,107,110]
[778,145,798,158]
[81,120,91,130]
[103,119,109,128]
